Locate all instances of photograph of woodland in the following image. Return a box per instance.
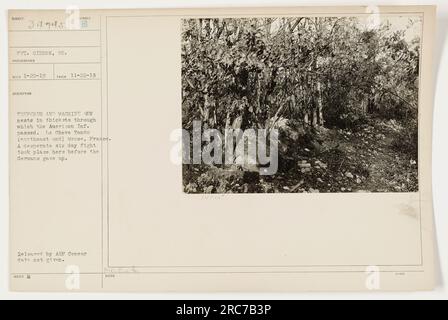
[181,16,421,194]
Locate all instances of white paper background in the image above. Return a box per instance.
[1,0,447,300]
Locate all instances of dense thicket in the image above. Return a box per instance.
[182,17,419,130]
[181,17,420,193]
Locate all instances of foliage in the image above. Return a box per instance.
[182,17,420,131]
[181,17,421,193]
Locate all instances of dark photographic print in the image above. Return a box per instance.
[181,16,421,194]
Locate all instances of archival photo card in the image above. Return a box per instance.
[9,6,436,292]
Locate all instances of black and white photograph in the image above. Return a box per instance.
[181,16,422,194]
